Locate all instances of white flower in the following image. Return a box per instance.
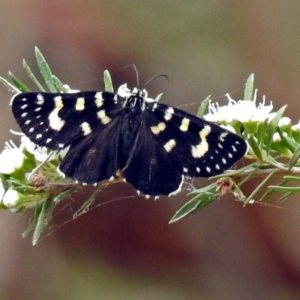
[2,188,19,208]
[272,132,283,142]
[20,135,49,162]
[204,90,274,123]
[63,84,80,93]
[0,179,5,201]
[220,124,236,133]
[278,117,291,127]
[0,141,26,174]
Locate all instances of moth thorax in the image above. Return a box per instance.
[125,95,146,112]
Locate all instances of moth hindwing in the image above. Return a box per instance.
[11,86,247,197]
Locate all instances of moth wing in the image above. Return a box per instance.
[148,102,247,177]
[59,116,123,184]
[12,91,121,150]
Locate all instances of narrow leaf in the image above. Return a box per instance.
[170,192,216,223]
[170,184,217,222]
[278,192,293,202]
[278,129,298,153]
[197,95,210,118]
[8,72,31,92]
[35,47,56,92]
[0,76,21,93]
[32,197,55,245]
[288,145,300,169]
[103,70,114,93]
[268,185,300,192]
[256,119,269,146]
[248,135,263,160]
[244,74,254,101]
[52,75,68,93]
[23,59,46,92]
[283,175,300,182]
[265,105,288,156]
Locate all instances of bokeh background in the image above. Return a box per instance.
[1,1,300,299]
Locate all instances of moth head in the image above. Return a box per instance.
[117,84,155,103]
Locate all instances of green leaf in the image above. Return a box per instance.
[53,188,75,203]
[283,175,300,182]
[197,95,210,118]
[52,75,68,93]
[289,146,300,169]
[247,135,263,161]
[103,70,114,93]
[35,47,56,92]
[73,184,106,218]
[245,169,277,204]
[278,128,299,153]
[32,197,55,245]
[256,119,269,146]
[265,105,288,156]
[0,76,21,93]
[278,192,293,202]
[170,183,217,223]
[23,59,46,92]
[8,72,31,92]
[268,185,300,193]
[244,74,254,101]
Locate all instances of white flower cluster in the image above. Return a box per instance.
[0,134,68,208]
[204,90,275,123]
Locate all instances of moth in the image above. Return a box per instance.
[11,84,247,197]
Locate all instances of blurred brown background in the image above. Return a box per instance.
[1,1,300,299]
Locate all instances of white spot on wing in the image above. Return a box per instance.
[48,96,65,131]
[222,158,227,164]
[46,138,52,143]
[164,139,176,152]
[191,125,211,158]
[95,93,104,107]
[75,97,85,110]
[179,117,190,132]
[150,122,166,135]
[219,132,228,142]
[97,110,111,124]
[164,107,174,121]
[206,167,211,173]
[36,134,42,139]
[37,94,45,105]
[196,167,200,173]
[232,145,237,152]
[21,112,27,117]
[34,107,42,112]
[29,127,34,133]
[21,104,28,110]
[80,122,92,136]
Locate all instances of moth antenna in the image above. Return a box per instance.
[124,64,139,87]
[143,74,169,89]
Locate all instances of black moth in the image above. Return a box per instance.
[11,84,247,197]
